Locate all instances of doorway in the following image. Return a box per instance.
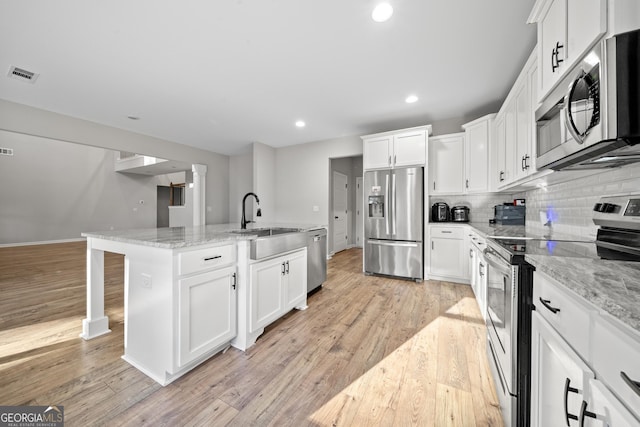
[332,171,348,253]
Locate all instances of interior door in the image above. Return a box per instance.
[332,171,348,253]
[356,177,363,247]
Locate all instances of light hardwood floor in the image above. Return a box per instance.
[0,242,503,426]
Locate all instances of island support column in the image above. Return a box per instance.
[192,163,207,226]
[80,237,111,339]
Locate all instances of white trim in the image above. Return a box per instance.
[0,237,85,248]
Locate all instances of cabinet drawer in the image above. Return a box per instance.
[430,226,464,239]
[533,271,596,358]
[178,244,235,276]
[591,314,640,419]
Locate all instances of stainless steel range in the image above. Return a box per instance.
[484,193,640,427]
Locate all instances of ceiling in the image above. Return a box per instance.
[0,0,536,156]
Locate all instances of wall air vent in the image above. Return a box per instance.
[0,148,14,156]
[7,66,39,83]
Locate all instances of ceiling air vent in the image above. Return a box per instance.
[0,148,14,156]
[8,66,39,83]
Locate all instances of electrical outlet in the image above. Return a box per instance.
[313,205,319,212]
[141,273,152,288]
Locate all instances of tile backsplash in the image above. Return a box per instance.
[522,163,640,240]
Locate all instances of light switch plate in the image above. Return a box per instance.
[141,273,152,288]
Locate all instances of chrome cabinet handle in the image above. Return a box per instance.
[231,273,237,290]
[621,371,640,397]
[499,171,505,182]
[281,262,286,275]
[564,378,579,425]
[579,401,596,427]
[539,297,561,314]
[204,255,222,261]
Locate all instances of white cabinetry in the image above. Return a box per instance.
[468,229,487,320]
[428,225,468,283]
[530,271,640,426]
[462,114,494,193]
[530,0,606,102]
[363,126,431,170]
[428,133,464,195]
[249,249,307,333]
[177,265,236,367]
[493,49,538,189]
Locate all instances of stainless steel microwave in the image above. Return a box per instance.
[535,29,640,171]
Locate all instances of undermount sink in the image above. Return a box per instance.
[231,227,306,259]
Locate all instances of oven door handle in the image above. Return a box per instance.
[483,247,511,276]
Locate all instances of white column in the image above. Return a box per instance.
[192,164,207,226]
[80,238,111,339]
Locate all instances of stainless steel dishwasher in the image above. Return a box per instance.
[306,228,327,293]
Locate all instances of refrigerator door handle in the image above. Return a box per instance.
[385,174,390,235]
[391,172,397,235]
[368,239,419,248]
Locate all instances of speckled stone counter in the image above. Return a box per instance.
[465,222,640,333]
[525,254,640,332]
[82,222,326,249]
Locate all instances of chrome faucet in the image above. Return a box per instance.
[241,192,261,229]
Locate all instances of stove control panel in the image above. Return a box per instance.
[593,195,640,229]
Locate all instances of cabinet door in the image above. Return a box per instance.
[430,237,464,278]
[582,379,640,427]
[477,256,488,320]
[178,266,237,367]
[531,312,595,427]
[284,251,307,308]
[527,61,538,174]
[429,133,464,195]
[567,0,606,64]
[493,114,507,189]
[464,121,489,193]
[540,0,568,98]
[503,97,517,185]
[514,81,530,181]
[250,257,285,332]
[393,129,426,167]
[364,136,391,170]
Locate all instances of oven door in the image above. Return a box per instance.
[484,246,518,395]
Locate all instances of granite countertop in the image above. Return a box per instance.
[466,222,640,333]
[82,222,326,249]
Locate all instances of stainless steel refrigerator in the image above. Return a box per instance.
[364,167,423,280]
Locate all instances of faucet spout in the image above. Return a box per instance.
[241,192,260,229]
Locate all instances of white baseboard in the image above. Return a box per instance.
[0,237,85,248]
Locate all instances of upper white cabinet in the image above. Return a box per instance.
[429,133,464,194]
[462,114,494,193]
[362,125,432,170]
[529,0,607,102]
[492,49,538,189]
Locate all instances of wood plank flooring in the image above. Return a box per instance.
[0,242,503,426]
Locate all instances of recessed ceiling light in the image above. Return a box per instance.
[372,3,393,22]
[405,95,418,104]
[127,115,140,120]
[295,120,306,128]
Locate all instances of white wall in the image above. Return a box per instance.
[0,99,230,228]
[274,135,363,226]
[229,150,253,225]
[253,142,276,224]
[0,130,182,244]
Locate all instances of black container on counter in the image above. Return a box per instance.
[494,205,526,225]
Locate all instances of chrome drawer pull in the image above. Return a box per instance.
[621,371,640,397]
[204,255,222,261]
[539,297,561,314]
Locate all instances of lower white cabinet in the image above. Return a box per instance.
[249,249,307,333]
[177,266,237,367]
[531,311,595,427]
[531,271,640,426]
[428,225,468,283]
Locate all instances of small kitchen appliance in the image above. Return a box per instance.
[451,206,470,222]
[431,202,450,222]
[494,205,526,225]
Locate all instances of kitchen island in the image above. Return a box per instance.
[80,223,323,385]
